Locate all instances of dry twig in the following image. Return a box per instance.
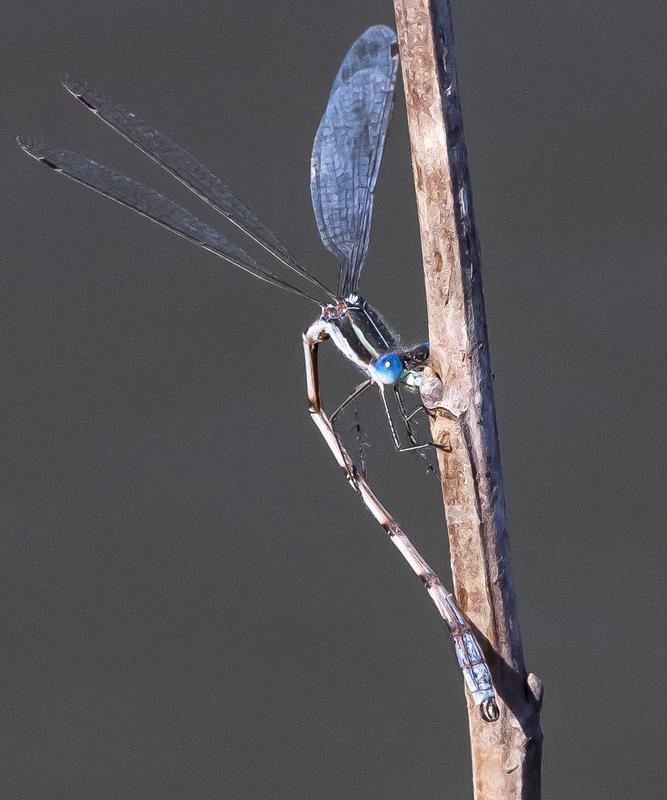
[393,1,544,796]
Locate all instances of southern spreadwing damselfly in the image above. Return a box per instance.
[18,25,499,722]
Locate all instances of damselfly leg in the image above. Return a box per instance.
[393,384,430,446]
[378,386,442,454]
[330,379,372,479]
[330,379,372,426]
[352,403,368,480]
[393,385,438,475]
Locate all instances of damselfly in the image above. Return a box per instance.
[18,25,498,721]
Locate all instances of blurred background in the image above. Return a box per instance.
[2,1,664,797]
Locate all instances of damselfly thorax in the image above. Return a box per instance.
[314,294,429,389]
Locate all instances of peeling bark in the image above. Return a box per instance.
[393,1,543,797]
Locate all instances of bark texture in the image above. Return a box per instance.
[392,1,543,797]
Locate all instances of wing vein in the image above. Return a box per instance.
[61,75,335,300]
[17,137,321,305]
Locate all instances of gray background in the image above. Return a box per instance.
[3,1,664,797]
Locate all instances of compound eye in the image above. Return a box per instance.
[374,352,403,385]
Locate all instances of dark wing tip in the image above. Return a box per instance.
[16,137,61,170]
[16,135,42,156]
[61,74,84,93]
[61,75,98,111]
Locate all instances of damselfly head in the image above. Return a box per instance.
[373,352,404,385]
[397,341,430,389]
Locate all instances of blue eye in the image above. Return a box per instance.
[373,352,403,385]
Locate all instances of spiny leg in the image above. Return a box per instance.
[331,379,372,425]
[394,384,444,441]
[303,328,498,722]
[379,385,435,453]
[330,379,372,478]
[393,385,437,475]
[393,384,422,447]
[352,403,368,480]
